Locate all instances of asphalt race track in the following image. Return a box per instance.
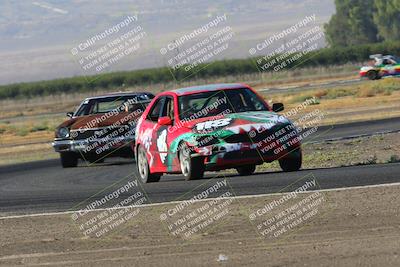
[0,117,399,215]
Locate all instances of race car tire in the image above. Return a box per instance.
[179,143,205,181]
[60,152,78,168]
[279,148,302,172]
[137,145,161,183]
[367,70,379,80]
[236,165,256,176]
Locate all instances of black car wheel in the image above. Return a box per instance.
[367,70,379,80]
[137,145,161,183]
[179,143,205,181]
[60,152,78,168]
[236,165,256,176]
[279,148,302,172]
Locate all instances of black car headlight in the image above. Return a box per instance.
[57,127,70,138]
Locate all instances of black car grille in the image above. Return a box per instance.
[71,125,131,140]
[224,134,253,143]
[222,150,264,160]
[223,124,287,144]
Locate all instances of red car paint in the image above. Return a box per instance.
[134,83,301,176]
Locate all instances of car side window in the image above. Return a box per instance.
[161,97,175,122]
[74,101,89,116]
[147,97,165,122]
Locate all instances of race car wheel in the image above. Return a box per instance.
[236,165,256,176]
[279,148,302,172]
[179,143,205,181]
[60,152,78,168]
[137,146,161,183]
[367,70,379,80]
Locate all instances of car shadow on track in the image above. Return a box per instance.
[78,159,135,168]
[158,163,392,183]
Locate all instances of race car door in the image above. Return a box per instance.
[143,95,175,172]
[152,96,176,172]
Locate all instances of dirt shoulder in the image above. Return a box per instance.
[249,132,400,173]
[1,77,399,166]
[1,184,399,266]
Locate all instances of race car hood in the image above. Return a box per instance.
[57,112,137,130]
[360,65,376,72]
[169,111,293,154]
[180,111,291,133]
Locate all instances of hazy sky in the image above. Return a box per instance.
[0,0,335,84]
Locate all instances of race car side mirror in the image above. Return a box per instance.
[158,116,172,126]
[272,103,284,112]
[66,112,74,118]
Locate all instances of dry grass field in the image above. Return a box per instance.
[0,65,399,165]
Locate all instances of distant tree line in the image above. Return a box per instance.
[1,41,400,99]
[325,0,400,46]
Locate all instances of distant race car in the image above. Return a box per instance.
[360,54,400,80]
[134,83,302,183]
[53,92,154,168]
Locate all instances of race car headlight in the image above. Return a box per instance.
[57,127,70,138]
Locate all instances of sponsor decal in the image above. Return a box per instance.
[157,129,168,163]
[196,118,232,131]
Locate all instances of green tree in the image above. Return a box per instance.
[325,0,378,46]
[324,11,351,46]
[373,0,400,41]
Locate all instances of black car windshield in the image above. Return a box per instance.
[74,94,154,116]
[178,88,268,120]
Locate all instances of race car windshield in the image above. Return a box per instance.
[74,94,153,116]
[178,88,268,120]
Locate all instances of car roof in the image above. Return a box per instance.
[170,83,247,96]
[371,55,398,61]
[85,91,154,100]
[383,55,399,61]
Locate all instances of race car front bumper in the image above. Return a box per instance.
[52,136,134,155]
[192,139,301,171]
